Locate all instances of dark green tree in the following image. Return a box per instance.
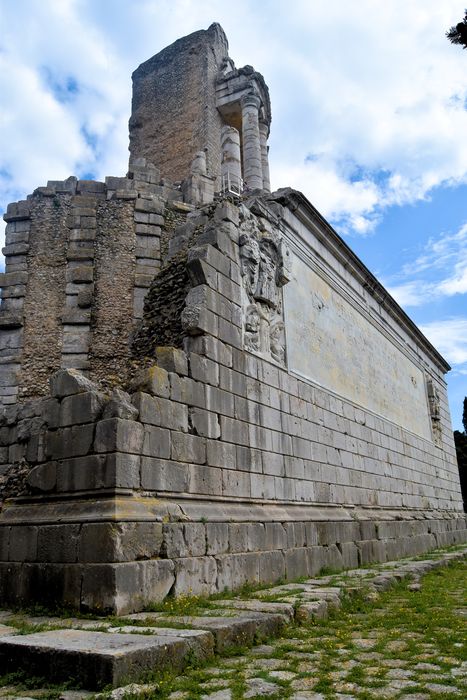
[454,397,467,512]
[447,10,467,48]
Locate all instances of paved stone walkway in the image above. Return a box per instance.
[0,546,465,699]
[160,552,466,700]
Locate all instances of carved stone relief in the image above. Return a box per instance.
[238,207,290,366]
[427,378,442,446]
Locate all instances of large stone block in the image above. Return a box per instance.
[0,626,206,690]
[258,550,286,584]
[228,523,250,553]
[80,560,175,614]
[0,527,10,560]
[59,391,105,426]
[223,469,251,498]
[171,432,206,464]
[181,305,218,337]
[356,538,387,565]
[26,461,57,493]
[187,335,233,368]
[190,408,220,438]
[6,525,38,562]
[189,464,222,495]
[79,522,164,563]
[56,453,140,492]
[47,424,94,459]
[133,392,188,432]
[155,346,188,376]
[206,522,229,555]
[129,365,170,398]
[142,425,171,458]
[37,524,81,563]
[103,389,139,421]
[285,547,312,579]
[169,374,206,408]
[189,353,219,386]
[216,552,260,592]
[94,418,144,455]
[141,456,189,492]
[339,541,360,569]
[50,369,97,398]
[163,523,206,558]
[173,556,217,597]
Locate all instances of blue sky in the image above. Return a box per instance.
[1,0,466,430]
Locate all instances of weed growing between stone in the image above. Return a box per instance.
[149,560,466,699]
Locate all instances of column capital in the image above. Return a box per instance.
[241,92,262,110]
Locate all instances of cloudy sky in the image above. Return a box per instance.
[1,0,467,430]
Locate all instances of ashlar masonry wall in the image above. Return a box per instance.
[0,193,464,614]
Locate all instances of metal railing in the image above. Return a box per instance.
[221,171,243,196]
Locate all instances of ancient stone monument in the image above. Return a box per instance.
[0,24,465,614]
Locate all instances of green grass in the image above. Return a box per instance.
[160,559,466,700]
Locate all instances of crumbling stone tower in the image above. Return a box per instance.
[129,23,271,193]
[0,25,465,614]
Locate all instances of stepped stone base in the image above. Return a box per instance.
[0,493,465,613]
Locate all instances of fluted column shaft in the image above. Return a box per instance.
[258,121,271,192]
[241,93,263,191]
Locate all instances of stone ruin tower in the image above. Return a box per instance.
[0,24,464,614]
[129,23,271,196]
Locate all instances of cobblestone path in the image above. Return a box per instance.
[164,561,466,700]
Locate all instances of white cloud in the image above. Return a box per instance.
[419,318,467,366]
[274,157,380,234]
[402,224,467,277]
[386,282,435,308]
[384,221,467,306]
[266,1,467,233]
[1,0,467,241]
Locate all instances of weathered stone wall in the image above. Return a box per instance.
[129,23,228,183]
[4,191,453,518]
[0,362,465,613]
[0,160,185,405]
[0,194,464,614]
[6,191,70,402]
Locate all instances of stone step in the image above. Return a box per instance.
[0,628,213,689]
[123,610,287,654]
[0,548,464,692]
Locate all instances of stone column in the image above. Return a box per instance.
[221,125,242,193]
[259,121,271,192]
[241,93,263,191]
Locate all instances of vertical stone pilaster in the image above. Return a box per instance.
[133,192,164,321]
[61,194,97,372]
[0,203,31,406]
[241,93,263,191]
[259,121,271,192]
